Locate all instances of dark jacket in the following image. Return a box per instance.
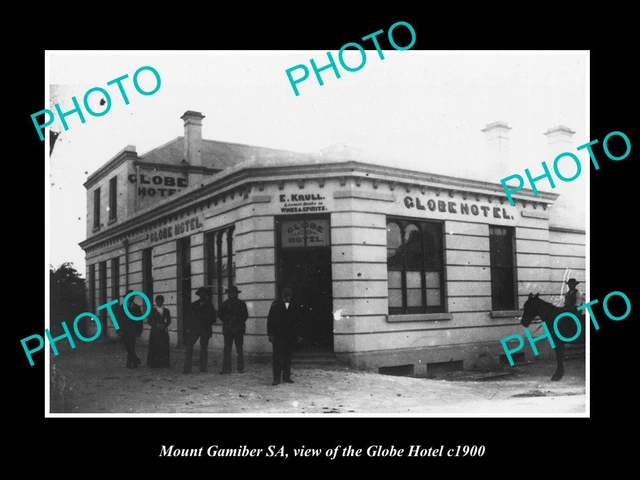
[185,299,216,338]
[267,299,303,342]
[148,306,171,331]
[564,288,584,310]
[219,297,249,335]
[119,301,144,337]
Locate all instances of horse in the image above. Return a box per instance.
[520,293,585,381]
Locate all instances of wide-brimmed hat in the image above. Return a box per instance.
[226,285,241,295]
[195,287,210,297]
[566,278,580,286]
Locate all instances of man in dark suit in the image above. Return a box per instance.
[117,290,144,369]
[182,287,217,374]
[267,286,303,385]
[219,285,249,374]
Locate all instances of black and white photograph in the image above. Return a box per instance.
[42,49,591,418]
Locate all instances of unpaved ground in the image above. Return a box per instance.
[50,339,586,416]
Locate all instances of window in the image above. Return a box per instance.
[489,226,517,311]
[111,257,120,301]
[88,264,96,310]
[93,188,101,229]
[178,237,191,346]
[142,247,153,301]
[99,261,107,321]
[108,176,117,221]
[386,218,444,314]
[205,225,235,311]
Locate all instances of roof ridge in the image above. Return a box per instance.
[202,137,307,154]
[139,137,182,158]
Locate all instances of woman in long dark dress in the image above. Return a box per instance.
[147,295,171,368]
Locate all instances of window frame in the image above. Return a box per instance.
[93,187,101,230]
[386,217,445,315]
[108,176,117,222]
[88,264,96,310]
[111,256,120,302]
[205,224,235,312]
[99,260,107,322]
[488,225,518,311]
[142,247,153,302]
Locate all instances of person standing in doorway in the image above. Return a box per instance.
[117,290,144,369]
[182,287,216,374]
[146,295,171,368]
[267,285,303,385]
[218,285,249,374]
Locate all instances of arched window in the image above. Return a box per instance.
[386,219,444,314]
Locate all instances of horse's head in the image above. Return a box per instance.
[521,293,542,327]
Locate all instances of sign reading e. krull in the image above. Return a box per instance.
[279,193,327,213]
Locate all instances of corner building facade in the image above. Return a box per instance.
[80,111,585,374]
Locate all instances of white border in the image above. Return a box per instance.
[44,49,590,419]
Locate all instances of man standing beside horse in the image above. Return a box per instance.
[518,278,586,381]
[563,278,585,345]
[563,278,584,313]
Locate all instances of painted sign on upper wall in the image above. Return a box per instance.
[281,219,330,247]
[403,196,517,221]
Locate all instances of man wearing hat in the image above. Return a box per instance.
[564,278,584,312]
[563,278,585,344]
[117,290,144,369]
[182,286,217,374]
[267,285,303,385]
[218,285,249,374]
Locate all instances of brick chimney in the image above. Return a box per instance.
[481,121,512,175]
[543,125,576,161]
[181,110,205,185]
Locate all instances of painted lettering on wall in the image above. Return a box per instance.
[281,219,329,247]
[403,196,516,220]
[129,173,188,198]
[149,216,203,243]
[279,192,327,213]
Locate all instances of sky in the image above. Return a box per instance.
[46,51,588,276]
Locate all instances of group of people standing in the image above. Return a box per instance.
[181,285,250,375]
[115,285,302,385]
[113,290,172,369]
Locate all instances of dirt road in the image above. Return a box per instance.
[50,339,586,416]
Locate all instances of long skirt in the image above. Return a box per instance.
[147,327,170,368]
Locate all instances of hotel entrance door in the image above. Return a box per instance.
[277,217,333,352]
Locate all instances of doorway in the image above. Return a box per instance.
[177,236,191,346]
[277,216,333,353]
